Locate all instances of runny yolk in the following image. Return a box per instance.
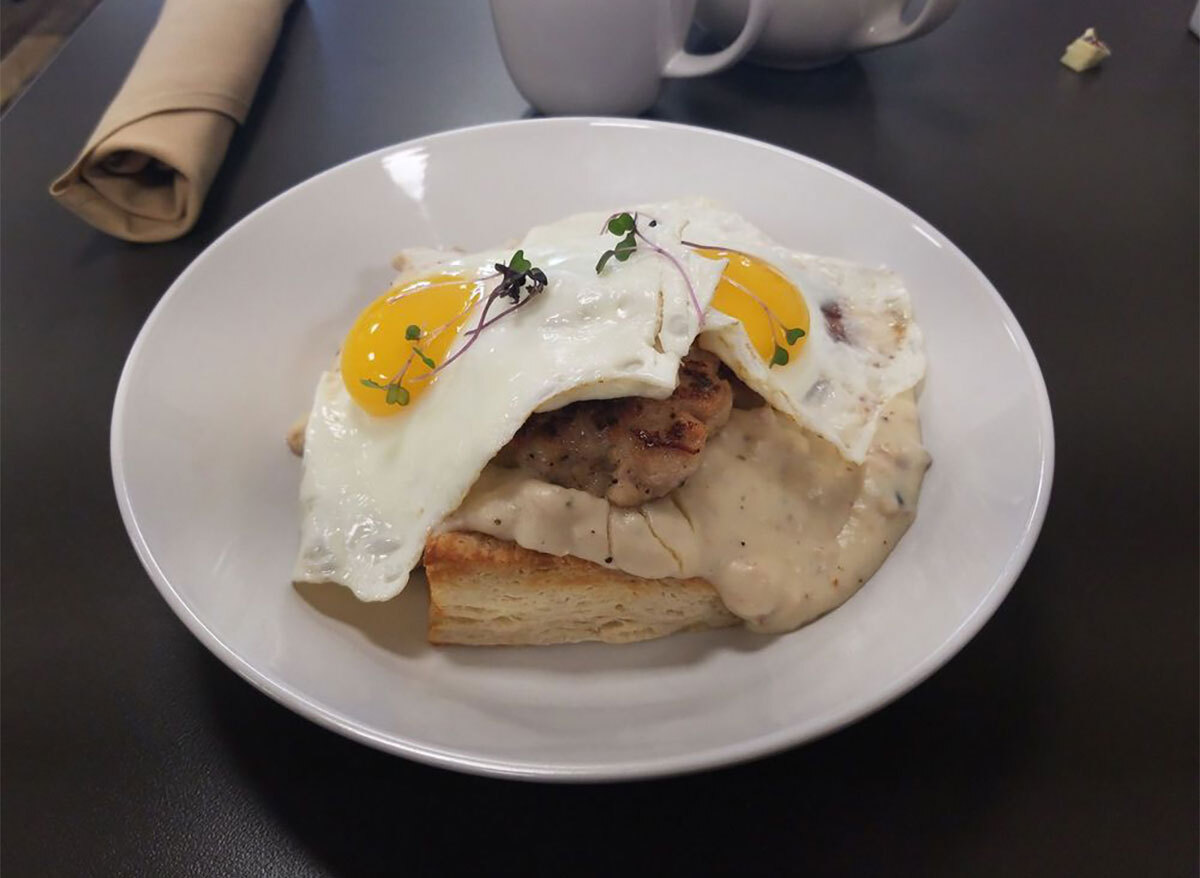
[696,248,810,364]
[341,271,484,417]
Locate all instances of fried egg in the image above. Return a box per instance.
[647,199,925,463]
[294,198,925,602]
[294,208,723,600]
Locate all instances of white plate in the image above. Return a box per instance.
[112,118,1053,781]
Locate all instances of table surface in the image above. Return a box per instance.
[3,0,1197,874]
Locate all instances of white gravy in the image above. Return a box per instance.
[442,392,929,633]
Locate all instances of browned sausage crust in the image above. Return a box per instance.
[494,345,733,505]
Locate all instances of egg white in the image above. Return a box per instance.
[293,207,724,600]
[652,199,926,464]
[294,198,927,602]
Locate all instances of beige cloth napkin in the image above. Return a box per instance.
[50,0,292,242]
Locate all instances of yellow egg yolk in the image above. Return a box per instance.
[697,248,810,364]
[341,272,484,416]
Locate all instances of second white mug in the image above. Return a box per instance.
[697,0,961,69]
[490,0,772,116]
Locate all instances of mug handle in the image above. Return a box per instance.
[848,0,960,51]
[662,0,773,78]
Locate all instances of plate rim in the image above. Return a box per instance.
[110,116,1055,782]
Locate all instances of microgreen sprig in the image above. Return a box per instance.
[595,213,638,273]
[681,239,806,368]
[358,250,548,408]
[595,212,704,324]
[360,377,410,406]
[412,249,547,382]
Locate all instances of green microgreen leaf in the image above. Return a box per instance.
[382,383,410,406]
[598,214,640,272]
[508,249,532,274]
[785,327,806,345]
[360,378,385,389]
[401,251,549,389]
[412,347,436,369]
[613,232,637,261]
[607,213,635,235]
[771,345,790,367]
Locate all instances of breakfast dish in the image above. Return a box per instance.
[113,117,1051,776]
[291,198,930,644]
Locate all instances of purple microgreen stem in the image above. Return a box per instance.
[632,227,704,325]
[681,240,805,367]
[463,288,539,336]
[716,272,785,342]
[598,212,704,325]
[388,348,417,386]
[412,253,547,383]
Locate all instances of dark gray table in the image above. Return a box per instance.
[3,1,1196,874]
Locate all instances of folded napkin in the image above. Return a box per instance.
[50,0,292,242]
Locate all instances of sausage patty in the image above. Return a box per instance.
[495,346,733,506]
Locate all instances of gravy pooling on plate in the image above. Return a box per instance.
[444,390,929,633]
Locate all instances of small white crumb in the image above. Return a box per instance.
[1061,27,1111,72]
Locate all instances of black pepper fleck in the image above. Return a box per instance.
[493,518,502,526]
[604,556,613,564]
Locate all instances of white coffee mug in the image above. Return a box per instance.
[697,0,960,69]
[490,0,773,115]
